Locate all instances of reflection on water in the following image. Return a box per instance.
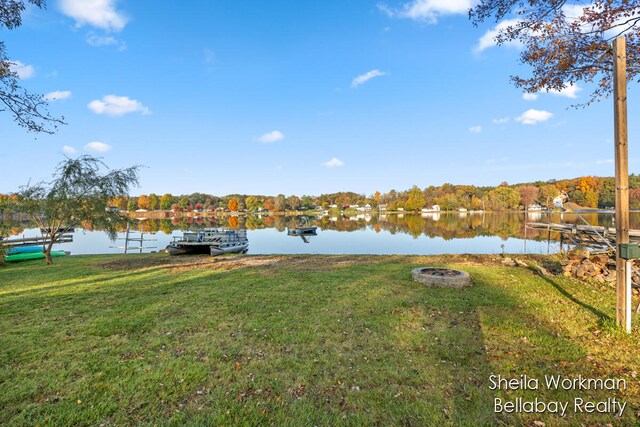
[2,211,638,256]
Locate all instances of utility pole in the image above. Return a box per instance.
[613,36,631,332]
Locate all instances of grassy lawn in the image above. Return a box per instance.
[1,254,639,426]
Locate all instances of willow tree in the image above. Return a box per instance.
[1,0,64,133]
[14,156,140,264]
[470,0,640,104]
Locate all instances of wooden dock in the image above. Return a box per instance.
[1,234,73,248]
[527,222,640,249]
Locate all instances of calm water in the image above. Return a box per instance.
[2,211,636,256]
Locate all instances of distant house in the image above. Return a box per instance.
[329,204,338,209]
[378,204,388,211]
[421,205,441,213]
[528,203,544,211]
[364,204,372,211]
[135,209,148,213]
[458,208,467,213]
[106,206,119,213]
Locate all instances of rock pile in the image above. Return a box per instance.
[501,250,640,294]
[560,249,640,291]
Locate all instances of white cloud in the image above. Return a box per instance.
[257,131,285,143]
[88,95,150,116]
[515,109,553,125]
[474,19,522,53]
[85,32,126,50]
[9,61,35,79]
[86,33,117,46]
[62,146,77,154]
[469,126,482,133]
[492,117,509,124]
[44,90,72,101]
[323,157,344,169]
[547,84,582,99]
[351,70,387,88]
[562,4,589,20]
[379,0,475,23]
[59,0,127,31]
[522,84,582,101]
[84,141,112,153]
[596,159,614,165]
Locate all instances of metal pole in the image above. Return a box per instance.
[626,260,632,333]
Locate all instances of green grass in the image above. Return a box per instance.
[0,254,639,426]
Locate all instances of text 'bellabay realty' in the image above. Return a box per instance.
[490,374,627,417]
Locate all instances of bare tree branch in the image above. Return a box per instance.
[1,1,66,133]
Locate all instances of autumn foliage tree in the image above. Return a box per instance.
[264,198,275,212]
[517,185,540,209]
[405,185,426,211]
[137,195,151,210]
[487,186,522,211]
[470,1,640,104]
[160,193,174,210]
[245,196,262,211]
[228,198,239,212]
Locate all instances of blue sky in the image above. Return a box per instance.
[1,0,638,196]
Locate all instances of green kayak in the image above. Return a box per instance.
[4,250,68,263]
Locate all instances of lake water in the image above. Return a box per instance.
[2,211,636,256]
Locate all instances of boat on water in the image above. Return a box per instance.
[4,250,68,263]
[168,229,249,256]
[287,227,318,236]
[286,217,318,236]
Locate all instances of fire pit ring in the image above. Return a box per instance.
[412,267,471,288]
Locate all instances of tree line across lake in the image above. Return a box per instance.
[38,174,640,214]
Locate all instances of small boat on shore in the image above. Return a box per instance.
[5,245,42,255]
[168,229,249,256]
[5,250,68,263]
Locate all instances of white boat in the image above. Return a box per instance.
[168,229,248,256]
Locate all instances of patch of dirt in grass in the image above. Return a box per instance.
[97,253,546,275]
[410,254,502,266]
[98,256,175,270]
[167,255,284,273]
[98,255,285,273]
[267,255,385,272]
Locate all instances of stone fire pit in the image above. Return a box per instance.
[412,267,471,288]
